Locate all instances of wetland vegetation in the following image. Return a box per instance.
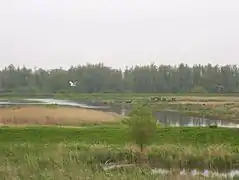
[1,63,239,179]
[0,105,122,126]
[0,125,239,179]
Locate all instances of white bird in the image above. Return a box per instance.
[69,81,77,87]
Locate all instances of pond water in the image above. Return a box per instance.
[100,103,239,128]
[0,98,239,128]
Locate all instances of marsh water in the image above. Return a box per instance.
[102,164,239,178]
[1,98,239,128]
[102,163,239,178]
[151,168,239,178]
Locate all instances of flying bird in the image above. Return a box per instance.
[69,81,77,87]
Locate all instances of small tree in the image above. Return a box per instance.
[126,104,157,152]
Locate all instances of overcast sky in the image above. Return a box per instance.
[0,0,239,70]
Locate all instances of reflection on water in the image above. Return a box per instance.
[106,104,239,128]
[155,110,239,128]
[0,98,239,128]
[104,104,239,128]
[0,98,108,109]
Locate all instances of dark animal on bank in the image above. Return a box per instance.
[125,100,132,103]
[209,123,218,128]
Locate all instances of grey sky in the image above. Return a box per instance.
[0,0,239,70]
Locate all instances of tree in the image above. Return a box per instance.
[1,63,239,93]
[126,104,157,152]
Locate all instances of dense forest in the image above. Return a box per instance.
[0,63,238,93]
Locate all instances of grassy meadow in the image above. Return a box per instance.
[1,94,239,179]
[0,125,239,179]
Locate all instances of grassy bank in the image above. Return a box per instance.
[1,92,239,101]
[42,93,239,107]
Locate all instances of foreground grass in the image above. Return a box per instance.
[0,125,239,171]
[0,125,239,146]
[0,143,235,180]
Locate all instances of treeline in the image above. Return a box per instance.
[0,63,238,93]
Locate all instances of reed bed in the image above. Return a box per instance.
[1,142,238,170]
[0,105,122,126]
[0,143,237,179]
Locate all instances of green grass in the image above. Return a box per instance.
[0,125,239,145]
[0,143,234,179]
[0,125,239,178]
[0,92,238,100]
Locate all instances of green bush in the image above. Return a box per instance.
[126,104,157,152]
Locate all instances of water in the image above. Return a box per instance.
[0,98,108,109]
[155,110,239,128]
[100,103,239,128]
[151,168,239,179]
[0,98,239,128]
[26,98,109,109]
[101,163,239,178]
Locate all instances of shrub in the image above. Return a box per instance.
[126,104,157,152]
